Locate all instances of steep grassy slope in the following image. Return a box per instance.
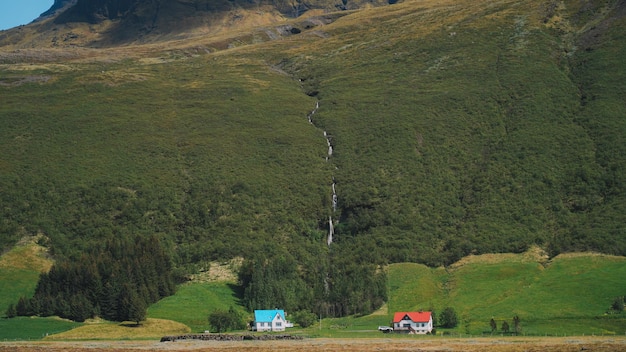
[263,0,626,265]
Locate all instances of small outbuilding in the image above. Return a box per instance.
[252,309,293,332]
[392,311,433,334]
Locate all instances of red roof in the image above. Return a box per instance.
[392,311,432,323]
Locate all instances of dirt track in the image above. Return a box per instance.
[2,337,626,352]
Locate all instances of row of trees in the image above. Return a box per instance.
[489,316,521,335]
[6,235,176,323]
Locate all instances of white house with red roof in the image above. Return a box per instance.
[392,311,433,334]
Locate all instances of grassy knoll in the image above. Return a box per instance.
[382,251,626,336]
[2,337,626,351]
[147,281,247,333]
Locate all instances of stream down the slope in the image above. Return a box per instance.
[306,100,336,246]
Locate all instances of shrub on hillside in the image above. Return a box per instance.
[439,307,458,328]
[611,296,624,313]
[291,310,317,328]
[208,307,246,333]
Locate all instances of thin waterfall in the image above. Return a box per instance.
[332,182,337,213]
[305,100,338,246]
[327,215,334,246]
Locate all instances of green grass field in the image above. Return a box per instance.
[0,317,80,340]
[147,281,248,333]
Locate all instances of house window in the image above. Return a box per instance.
[276,322,282,327]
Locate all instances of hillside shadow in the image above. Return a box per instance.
[227,282,245,306]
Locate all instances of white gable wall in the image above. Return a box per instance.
[393,317,433,334]
[255,313,287,332]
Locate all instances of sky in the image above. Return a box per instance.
[0,1,54,31]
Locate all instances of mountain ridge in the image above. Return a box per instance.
[1,0,387,48]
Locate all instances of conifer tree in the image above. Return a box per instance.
[502,321,510,333]
[5,303,17,318]
[513,315,521,335]
[439,307,458,328]
[16,296,33,317]
[127,291,147,325]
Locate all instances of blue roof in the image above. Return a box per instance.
[254,309,285,323]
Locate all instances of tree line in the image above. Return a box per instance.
[5,235,176,323]
[237,245,387,319]
[489,316,521,335]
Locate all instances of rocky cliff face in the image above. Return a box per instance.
[54,0,391,24]
[55,0,136,23]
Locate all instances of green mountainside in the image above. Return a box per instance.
[0,0,625,327]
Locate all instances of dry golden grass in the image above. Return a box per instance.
[552,252,626,260]
[448,245,549,270]
[187,258,243,283]
[0,234,53,273]
[2,336,626,351]
[44,318,190,340]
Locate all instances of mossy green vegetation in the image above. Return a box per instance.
[281,0,626,267]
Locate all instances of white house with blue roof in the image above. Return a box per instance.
[252,309,293,332]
